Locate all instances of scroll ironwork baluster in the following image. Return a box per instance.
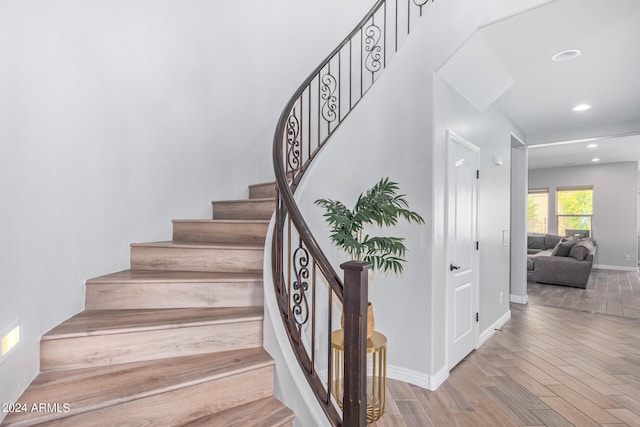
[292,240,310,331]
[321,73,338,124]
[287,112,300,172]
[364,22,382,81]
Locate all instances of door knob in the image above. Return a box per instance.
[450,264,461,271]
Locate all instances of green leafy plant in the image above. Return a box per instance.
[315,177,425,274]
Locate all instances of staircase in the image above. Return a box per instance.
[1,182,294,427]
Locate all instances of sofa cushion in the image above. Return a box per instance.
[551,239,578,257]
[545,234,563,250]
[570,239,594,261]
[527,257,535,270]
[528,235,546,250]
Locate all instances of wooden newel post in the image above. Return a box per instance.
[340,261,370,427]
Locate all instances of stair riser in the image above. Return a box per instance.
[187,419,293,427]
[196,418,293,427]
[85,281,263,310]
[172,221,268,245]
[40,321,262,371]
[36,367,274,427]
[130,246,263,273]
[211,200,275,220]
[248,183,276,199]
[183,396,294,427]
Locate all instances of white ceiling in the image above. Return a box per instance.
[527,134,640,170]
[438,0,640,170]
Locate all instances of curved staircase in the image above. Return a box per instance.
[1,182,293,426]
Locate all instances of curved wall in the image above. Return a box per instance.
[0,0,372,414]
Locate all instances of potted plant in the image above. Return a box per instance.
[315,177,424,336]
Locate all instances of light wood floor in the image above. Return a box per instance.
[372,303,640,426]
[528,269,640,319]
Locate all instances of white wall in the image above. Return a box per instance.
[510,142,528,303]
[433,76,523,367]
[292,0,537,389]
[529,162,639,270]
[0,0,373,413]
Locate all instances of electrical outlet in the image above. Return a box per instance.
[499,292,504,303]
[625,254,631,261]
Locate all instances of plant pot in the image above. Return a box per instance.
[341,301,375,339]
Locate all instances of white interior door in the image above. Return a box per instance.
[446,131,479,370]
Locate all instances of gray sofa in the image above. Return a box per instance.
[527,233,597,288]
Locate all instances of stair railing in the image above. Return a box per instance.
[272,1,434,425]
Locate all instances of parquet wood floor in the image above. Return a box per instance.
[372,303,640,426]
[528,269,640,319]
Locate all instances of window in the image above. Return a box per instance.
[527,189,549,234]
[556,187,593,237]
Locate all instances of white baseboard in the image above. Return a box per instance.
[510,294,528,304]
[593,264,639,272]
[428,366,450,390]
[373,310,513,394]
[478,310,511,347]
[388,310,513,393]
[387,364,448,391]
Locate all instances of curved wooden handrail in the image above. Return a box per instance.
[271,1,433,425]
[272,0,392,298]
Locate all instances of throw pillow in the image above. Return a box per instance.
[544,234,562,250]
[570,240,594,261]
[528,235,545,250]
[551,239,578,257]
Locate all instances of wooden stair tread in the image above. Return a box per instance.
[182,396,294,427]
[130,241,263,250]
[212,197,275,204]
[248,181,275,189]
[172,219,270,224]
[43,307,263,340]
[3,348,273,426]
[87,269,263,284]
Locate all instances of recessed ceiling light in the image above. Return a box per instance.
[573,104,592,112]
[592,158,601,162]
[552,49,581,62]
[586,143,598,148]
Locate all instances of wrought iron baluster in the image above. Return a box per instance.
[364,20,382,81]
[327,284,333,405]
[287,216,292,322]
[292,239,310,333]
[407,0,410,35]
[321,73,338,124]
[317,74,321,156]
[286,111,300,173]
[384,1,387,67]
[349,40,355,113]
[311,260,317,374]
[338,53,342,123]
[395,0,399,52]
[307,87,311,163]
